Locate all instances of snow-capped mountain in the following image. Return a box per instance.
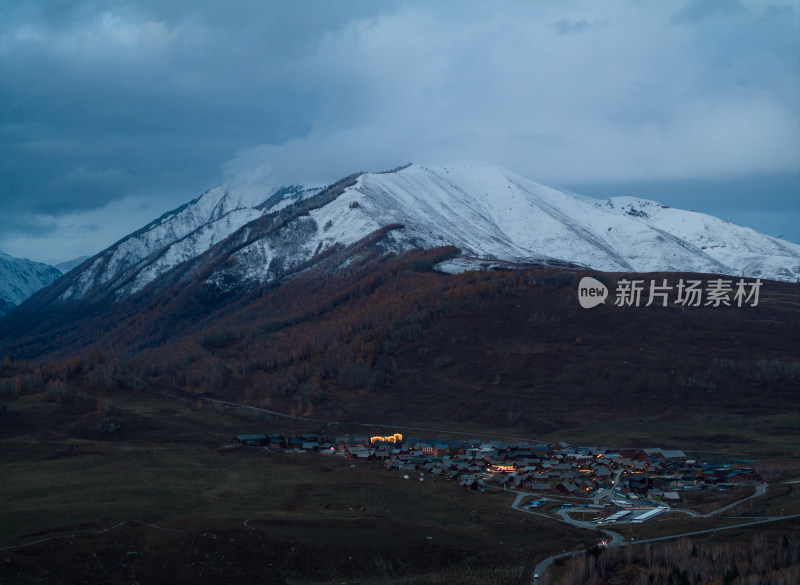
[54,256,91,275]
[591,196,800,282]
[55,182,313,302]
[43,164,800,307]
[0,252,63,317]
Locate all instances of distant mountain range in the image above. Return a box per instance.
[1,163,798,339]
[0,252,62,318]
[54,256,91,275]
[0,254,90,318]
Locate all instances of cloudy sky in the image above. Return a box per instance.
[1,0,798,265]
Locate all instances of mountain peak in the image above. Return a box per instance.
[8,163,800,313]
[0,251,63,317]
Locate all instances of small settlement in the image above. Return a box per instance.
[232,432,760,520]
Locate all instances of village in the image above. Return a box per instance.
[231,431,761,526]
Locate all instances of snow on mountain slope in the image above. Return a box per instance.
[595,196,800,281]
[349,166,731,274]
[57,183,313,301]
[356,165,798,280]
[226,164,793,285]
[45,164,800,307]
[55,256,91,274]
[0,252,63,316]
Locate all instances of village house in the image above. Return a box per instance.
[433,444,450,457]
[233,433,267,446]
[532,443,551,458]
[556,481,578,495]
[346,445,374,460]
[593,466,612,481]
[618,448,649,461]
[231,426,758,507]
[628,476,652,494]
[721,469,759,484]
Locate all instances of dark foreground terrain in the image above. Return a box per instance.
[1,258,799,583]
[0,408,590,584]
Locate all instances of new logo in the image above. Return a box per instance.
[578,277,608,309]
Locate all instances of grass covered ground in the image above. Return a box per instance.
[1,340,797,584]
[1,391,593,584]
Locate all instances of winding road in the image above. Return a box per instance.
[513,481,795,584]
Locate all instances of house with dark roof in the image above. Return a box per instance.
[556,482,577,495]
[618,448,648,461]
[234,434,267,446]
[628,477,651,494]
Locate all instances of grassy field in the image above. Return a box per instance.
[0,446,588,584]
[542,412,800,459]
[0,391,594,584]
[1,377,798,584]
[0,436,583,542]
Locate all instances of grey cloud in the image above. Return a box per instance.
[0,0,325,215]
[0,215,59,237]
[0,0,798,260]
[565,174,800,213]
[35,167,135,214]
[225,2,799,185]
[670,0,746,25]
[562,173,800,244]
[761,4,795,19]
[554,18,607,35]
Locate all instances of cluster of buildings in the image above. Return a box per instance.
[232,433,759,500]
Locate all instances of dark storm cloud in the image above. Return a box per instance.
[0,0,364,260]
[0,0,798,263]
[0,0,326,214]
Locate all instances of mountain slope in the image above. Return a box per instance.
[4,163,797,322]
[2,163,799,359]
[594,196,800,282]
[51,164,800,307]
[207,164,799,286]
[54,256,91,275]
[0,252,62,317]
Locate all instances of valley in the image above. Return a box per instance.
[1,166,799,584]
[2,0,798,580]
[1,257,798,584]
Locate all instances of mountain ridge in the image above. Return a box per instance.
[54,256,91,275]
[2,163,799,357]
[39,164,800,310]
[0,252,63,318]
